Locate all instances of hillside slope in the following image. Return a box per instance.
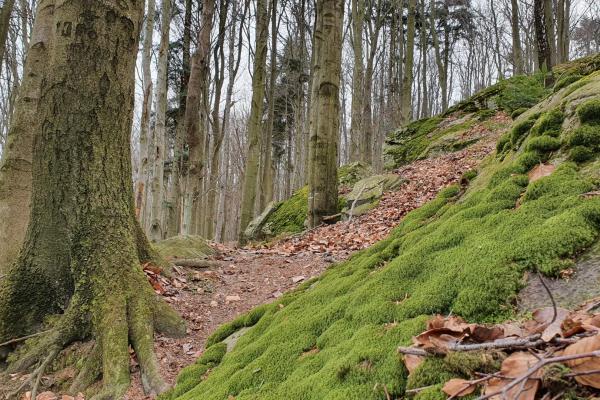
[163,58,600,400]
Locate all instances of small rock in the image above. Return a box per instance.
[272,291,283,298]
[291,275,306,283]
[226,295,241,302]
[210,300,218,307]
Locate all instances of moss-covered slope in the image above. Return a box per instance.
[164,63,600,400]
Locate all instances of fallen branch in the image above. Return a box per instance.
[0,330,50,348]
[348,185,367,222]
[398,335,543,356]
[476,350,600,400]
[538,272,557,324]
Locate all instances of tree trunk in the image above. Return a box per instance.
[400,0,416,124]
[510,0,524,74]
[166,0,192,238]
[349,0,364,162]
[0,0,52,276]
[149,0,171,242]
[543,0,556,67]
[430,0,447,112]
[259,0,277,211]
[137,0,156,230]
[419,0,428,117]
[0,1,185,398]
[307,0,343,229]
[0,0,15,66]
[534,0,553,73]
[238,0,269,243]
[183,0,215,235]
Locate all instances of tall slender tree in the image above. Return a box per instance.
[0,0,15,66]
[307,0,343,228]
[349,0,364,162]
[239,0,269,242]
[400,0,417,124]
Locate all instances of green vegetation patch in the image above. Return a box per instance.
[168,118,600,400]
[338,162,373,188]
[264,186,310,237]
[153,235,213,259]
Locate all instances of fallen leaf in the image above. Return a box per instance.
[402,354,424,375]
[442,378,475,397]
[483,352,540,400]
[564,335,600,388]
[528,163,555,183]
[36,392,58,400]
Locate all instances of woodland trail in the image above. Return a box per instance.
[125,117,504,400]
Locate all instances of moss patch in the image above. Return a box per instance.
[263,187,309,237]
[153,235,213,260]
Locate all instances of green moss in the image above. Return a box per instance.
[526,136,562,153]
[338,162,373,187]
[517,151,543,170]
[510,119,536,147]
[577,99,600,125]
[568,124,600,147]
[570,146,594,163]
[385,117,444,167]
[413,385,447,400]
[495,74,549,113]
[511,108,528,119]
[554,74,583,92]
[153,235,213,260]
[530,109,564,137]
[263,187,309,237]
[496,134,510,154]
[407,358,455,390]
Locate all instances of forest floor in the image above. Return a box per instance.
[125,115,505,400]
[1,114,505,400]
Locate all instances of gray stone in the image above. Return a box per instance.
[244,201,281,241]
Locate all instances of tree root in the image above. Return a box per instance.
[7,349,58,400]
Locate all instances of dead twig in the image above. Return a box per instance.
[448,375,495,399]
[8,348,58,400]
[0,330,50,348]
[405,384,436,394]
[476,350,600,400]
[398,335,544,356]
[538,272,557,324]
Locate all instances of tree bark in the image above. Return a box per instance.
[349,0,364,162]
[0,0,15,66]
[136,0,156,230]
[149,0,171,242]
[183,0,216,235]
[0,0,53,276]
[510,0,524,74]
[534,0,553,73]
[0,1,185,397]
[239,0,269,243]
[430,0,447,112]
[400,0,416,124]
[307,0,343,229]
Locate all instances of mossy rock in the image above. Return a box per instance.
[244,201,281,241]
[342,174,405,218]
[338,162,373,188]
[153,235,213,260]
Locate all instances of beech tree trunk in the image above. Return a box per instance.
[349,0,364,163]
[239,0,269,243]
[136,0,156,229]
[0,0,15,66]
[534,0,553,73]
[0,0,53,276]
[307,0,343,229]
[510,0,524,74]
[183,0,215,235]
[149,0,171,242]
[400,0,416,124]
[0,2,184,398]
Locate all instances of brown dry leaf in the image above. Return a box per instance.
[442,378,476,397]
[528,163,555,183]
[413,328,466,351]
[530,307,570,341]
[470,325,505,342]
[403,354,424,375]
[498,322,525,338]
[564,335,600,389]
[483,352,540,400]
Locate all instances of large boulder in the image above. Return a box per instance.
[342,174,405,218]
[153,235,213,260]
